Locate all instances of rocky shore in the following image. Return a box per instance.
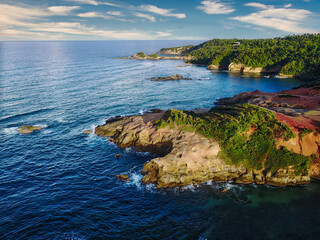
[122,51,291,76]
[95,82,320,188]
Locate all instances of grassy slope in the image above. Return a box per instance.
[155,104,309,174]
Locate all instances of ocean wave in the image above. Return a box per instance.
[124,147,153,157]
[0,108,54,123]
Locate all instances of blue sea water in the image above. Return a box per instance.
[1,41,320,240]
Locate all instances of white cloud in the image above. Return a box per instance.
[232,3,318,33]
[66,0,120,7]
[284,3,293,8]
[48,6,80,15]
[67,0,99,5]
[134,13,156,22]
[106,11,123,16]
[245,3,268,9]
[78,12,101,18]
[77,11,128,21]
[0,4,49,28]
[139,4,186,19]
[0,3,171,40]
[197,0,235,14]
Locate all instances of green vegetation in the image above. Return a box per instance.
[136,52,146,58]
[147,54,160,58]
[299,128,313,138]
[176,34,320,79]
[159,45,194,55]
[155,104,309,173]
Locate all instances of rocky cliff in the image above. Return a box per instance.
[227,62,283,74]
[95,95,319,187]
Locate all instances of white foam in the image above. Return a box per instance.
[42,129,53,134]
[56,117,67,123]
[139,109,145,115]
[2,127,18,135]
[181,184,197,192]
[124,147,152,157]
[275,75,289,79]
[34,124,48,129]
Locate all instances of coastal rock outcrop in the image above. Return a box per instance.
[17,125,43,134]
[95,112,248,188]
[95,105,314,188]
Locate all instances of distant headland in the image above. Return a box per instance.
[126,34,320,80]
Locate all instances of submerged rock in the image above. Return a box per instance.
[17,125,43,134]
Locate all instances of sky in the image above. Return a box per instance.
[0,0,319,41]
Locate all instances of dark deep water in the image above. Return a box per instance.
[1,41,320,240]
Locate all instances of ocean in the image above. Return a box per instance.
[1,41,320,240]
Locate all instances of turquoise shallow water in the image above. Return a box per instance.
[1,41,320,240]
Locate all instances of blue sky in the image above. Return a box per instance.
[1,0,319,40]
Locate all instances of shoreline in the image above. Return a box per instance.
[118,54,298,79]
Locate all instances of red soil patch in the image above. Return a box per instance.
[274,112,319,130]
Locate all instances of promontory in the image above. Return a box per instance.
[95,80,320,188]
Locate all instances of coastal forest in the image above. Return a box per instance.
[175,34,320,79]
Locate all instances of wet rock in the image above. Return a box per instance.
[150,75,192,81]
[236,173,254,184]
[221,188,230,193]
[83,130,93,134]
[115,174,131,182]
[17,125,43,134]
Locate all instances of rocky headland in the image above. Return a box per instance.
[95,81,320,188]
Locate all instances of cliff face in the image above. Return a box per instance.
[158,46,193,55]
[228,62,283,74]
[95,106,313,188]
